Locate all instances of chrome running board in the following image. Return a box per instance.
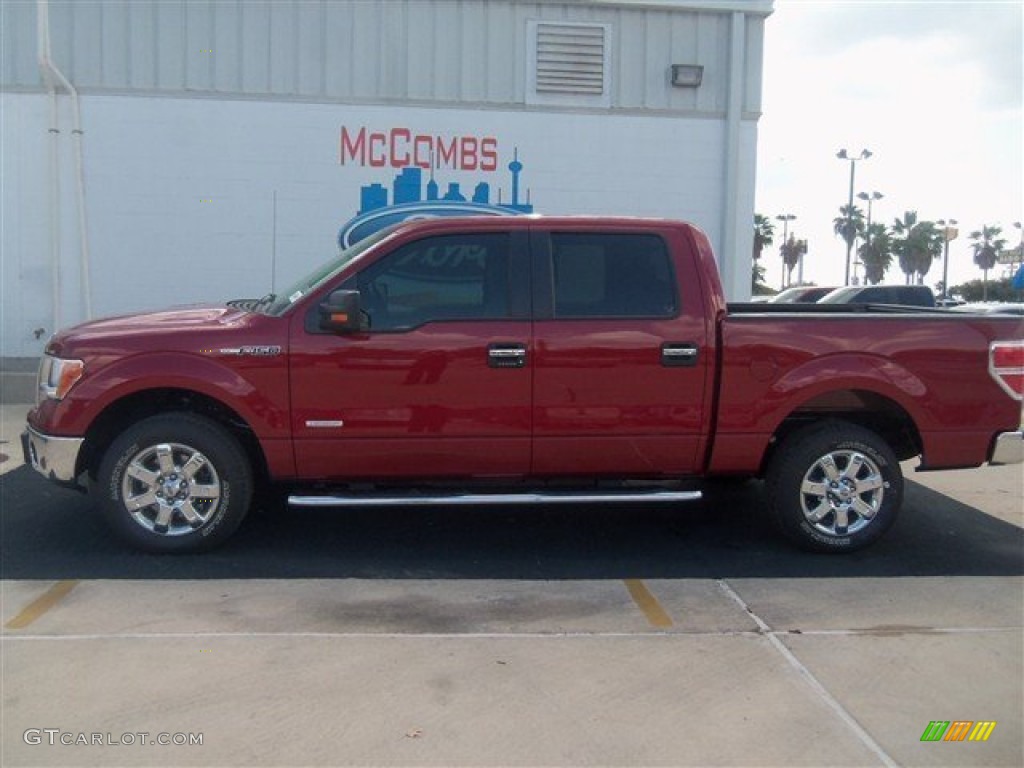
[288,489,702,508]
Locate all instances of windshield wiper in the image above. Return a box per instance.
[226,293,276,313]
[254,292,277,310]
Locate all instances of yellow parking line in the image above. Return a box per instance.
[5,580,78,630]
[624,579,673,628]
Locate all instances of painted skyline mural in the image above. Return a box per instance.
[339,150,535,248]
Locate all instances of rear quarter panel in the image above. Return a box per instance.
[711,313,1023,473]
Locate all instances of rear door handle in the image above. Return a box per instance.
[488,343,527,369]
[661,343,699,367]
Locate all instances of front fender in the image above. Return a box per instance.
[35,352,291,439]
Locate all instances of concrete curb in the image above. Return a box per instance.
[1,358,37,405]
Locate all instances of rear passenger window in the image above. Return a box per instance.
[551,233,677,318]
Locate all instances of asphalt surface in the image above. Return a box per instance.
[2,402,1022,767]
[1,463,1021,581]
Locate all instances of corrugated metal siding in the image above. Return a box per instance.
[2,0,763,115]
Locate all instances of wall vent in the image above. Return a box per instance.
[528,21,611,107]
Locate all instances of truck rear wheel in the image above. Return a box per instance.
[765,420,902,552]
[96,413,253,553]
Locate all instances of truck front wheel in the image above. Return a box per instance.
[96,413,253,553]
[765,421,902,553]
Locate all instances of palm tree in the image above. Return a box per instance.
[833,204,865,255]
[969,226,1008,300]
[891,211,918,284]
[753,214,775,262]
[911,221,943,284]
[752,261,768,293]
[780,235,807,288]
[891,212,941,285]
[858,222,892,285]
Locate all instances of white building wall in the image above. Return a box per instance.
[1,95,56,357]
[1,0,770,358]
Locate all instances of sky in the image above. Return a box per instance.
[755,0,1023,292]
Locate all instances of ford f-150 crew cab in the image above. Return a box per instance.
[22,217,1024,553]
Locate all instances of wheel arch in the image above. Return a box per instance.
[762,388,923,475]
[78,388,269,485]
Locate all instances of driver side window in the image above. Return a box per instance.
[355,233,511,332]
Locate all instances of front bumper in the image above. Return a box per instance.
[21,426,86,490]
[991,430,1024,466]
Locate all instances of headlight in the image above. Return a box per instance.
[37,355,85,403]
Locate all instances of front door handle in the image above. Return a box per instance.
[488,343,527,369]
[661,343,699,367]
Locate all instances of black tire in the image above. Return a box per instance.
[765,420,902,553]
[95,413,253,553]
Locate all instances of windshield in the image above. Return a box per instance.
[817,287,860,304]
[770,286,834,303]
[263,227,398,315]
[771,287,814,303]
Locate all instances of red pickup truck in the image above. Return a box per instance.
[22,217,1024,554]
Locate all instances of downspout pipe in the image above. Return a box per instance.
[37,0,61,333]
[36,0,92,329]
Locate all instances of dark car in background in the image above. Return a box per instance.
[818,284,936,307]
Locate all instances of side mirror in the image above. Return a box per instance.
[318,290,366,333]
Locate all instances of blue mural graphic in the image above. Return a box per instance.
[339,150,535,248]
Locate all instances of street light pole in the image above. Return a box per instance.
[937,218,958,302]
[775,213,796,289]
[837,149,872,285]
[855,191,883,284]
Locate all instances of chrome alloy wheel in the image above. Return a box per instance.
[120,442,222,536]
[799,449,888,537]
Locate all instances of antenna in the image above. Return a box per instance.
[271,190,277,291]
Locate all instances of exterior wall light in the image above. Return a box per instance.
[670,64,704,87]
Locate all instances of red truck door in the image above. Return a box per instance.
[288,229,533,480]
[530,226,711,476]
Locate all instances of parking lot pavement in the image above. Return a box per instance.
[2,399,1022,766]
[3,574,1020,767]
[6,630,892,767]
[0,402,30,475]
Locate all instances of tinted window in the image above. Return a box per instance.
[858,287,884,303]
[902,287,936,306]
[551,233,677,318]
[356,233,511,331]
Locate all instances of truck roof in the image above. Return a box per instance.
[385,215,700,233]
